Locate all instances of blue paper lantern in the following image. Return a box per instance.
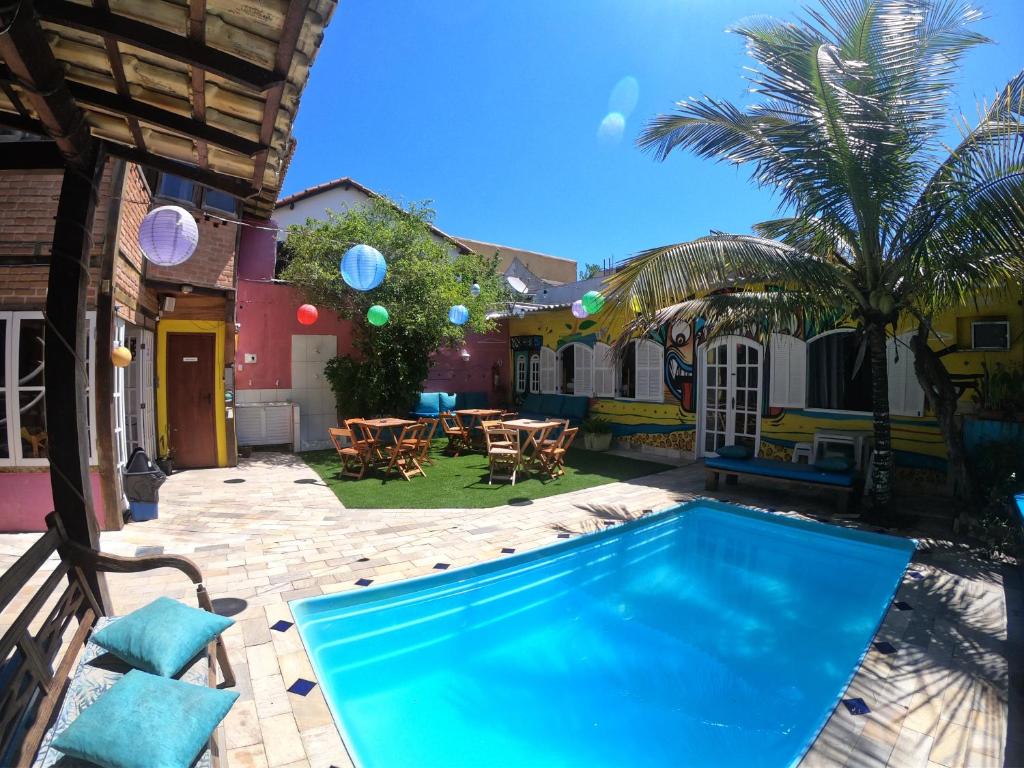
[139,205,199,266]
[448,304,470,326]
[340,244,386,291]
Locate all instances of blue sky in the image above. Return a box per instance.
[282,0,1024,271]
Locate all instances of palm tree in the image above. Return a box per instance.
[604,0,1024,507]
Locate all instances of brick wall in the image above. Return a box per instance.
[0,164,115,310]
[144,212,239,291]
[113,164,158,323]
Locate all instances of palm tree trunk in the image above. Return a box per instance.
[909,324,972,498]
[866,322,893,508]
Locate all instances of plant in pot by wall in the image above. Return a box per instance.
[581,417,613,451]
[973,363,1024,421]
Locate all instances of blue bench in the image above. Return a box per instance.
[517,393,589,426]
[704,456,857,514]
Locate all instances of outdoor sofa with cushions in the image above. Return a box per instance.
[704,455,858,514]
[517,394,590,426]
[1,513,236,768]
[410,391,489,417]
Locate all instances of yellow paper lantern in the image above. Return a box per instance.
[111,345,132,368]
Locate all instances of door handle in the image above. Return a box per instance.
[205,393,212,405]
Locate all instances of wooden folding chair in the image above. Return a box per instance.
[537,427,577,479]
[405,417,439,465]
[384,423,426,481]
[538,419,570,450]
[328,427,372,479]
[440,412,471,455]
[479,419,514,449]
[484,424,520,485]
[344,418,380,460]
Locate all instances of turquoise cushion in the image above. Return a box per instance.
[718,444,752,459]
[91,597,233,677]
[52,669,237,768]
[538,394,561,416]
[815,456,852,472]
[439,392,457,413]
[414,392,441,415]
[520,394,543,413]
[561,396,589,421]
[460,391,488,409]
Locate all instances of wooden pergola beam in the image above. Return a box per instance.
[188,0,208,169]
[67,82,265,156]
[103,140,255,198]
[36,0,283,91]
[90,0,146,153]
[0,1,92,167]
[250,0,308,190]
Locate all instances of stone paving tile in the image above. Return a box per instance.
[1,450,1017,768]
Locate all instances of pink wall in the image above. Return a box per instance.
[0,471,106,532]
[425,322,511,404]
[236,279,354,389]
[237,218,279,280]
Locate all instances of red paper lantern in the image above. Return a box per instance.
[297,304,318,325]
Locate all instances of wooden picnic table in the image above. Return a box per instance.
[502,418,561,470]
[456,408,504,448]
[353,417,417,462]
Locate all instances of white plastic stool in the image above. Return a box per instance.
[791,442,813,464]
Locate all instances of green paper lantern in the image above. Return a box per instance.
[367,304,389,326]
[582,290,605,314]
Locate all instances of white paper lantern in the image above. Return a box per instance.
[139,205,199,266]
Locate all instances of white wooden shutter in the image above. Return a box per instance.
[769,333,807,408]
[593,343,615,397]
[540,346,556,393]
[637,340,664,402]
[887,333,925,417]
[574,343,594,396]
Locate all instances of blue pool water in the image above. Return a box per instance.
[292,501,915,768]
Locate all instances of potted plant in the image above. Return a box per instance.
[581,416,613,451]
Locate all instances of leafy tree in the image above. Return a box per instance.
[605,0,1024,508]
[281,198,506,416]
[578,262,603,280]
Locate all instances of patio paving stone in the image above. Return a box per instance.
[1,450,1018,768]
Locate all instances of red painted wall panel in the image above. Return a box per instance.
[0,472,105,532]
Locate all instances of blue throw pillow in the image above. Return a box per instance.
[414,392,440,415]
[717,445,752,459]
[92,597,233,677]
[52,669,238,768]
[439,392,457,413]
[815,456,852,472]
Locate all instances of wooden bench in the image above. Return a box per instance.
[0,513,234,768]
[704,456,858,515]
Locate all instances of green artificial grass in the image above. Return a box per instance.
[301,442,674,509]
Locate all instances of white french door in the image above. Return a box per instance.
[125,327,156,457]
[698,336,762,457]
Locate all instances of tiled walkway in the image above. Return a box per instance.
[2,452,1019,768]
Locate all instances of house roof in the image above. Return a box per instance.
[0,0,336,217]
[454,236,577,284]
[276,176,474,254]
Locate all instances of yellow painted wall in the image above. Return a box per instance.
[510,287,1024,472]
[156,319,228,467]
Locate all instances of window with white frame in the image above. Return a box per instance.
[556,343,594,396]
[593,342,616,397]
[529,353,540,394]
[806,330,873,412]
[616,339,664,402]
[515,354,527,393]
[0,311,96,467]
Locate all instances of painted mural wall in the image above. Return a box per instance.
[510,289,1024,484]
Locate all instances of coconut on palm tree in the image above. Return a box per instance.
[604,0,1024,507]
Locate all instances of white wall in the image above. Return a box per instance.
[275,185,464,258]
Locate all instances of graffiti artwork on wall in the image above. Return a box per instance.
[665,318,705,413]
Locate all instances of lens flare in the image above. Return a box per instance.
[597,112,625,143]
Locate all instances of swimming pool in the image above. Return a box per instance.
[292,500,915,768]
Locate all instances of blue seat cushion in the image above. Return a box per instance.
[560,396,589,422]
[815,456,852,472]
[706,456,855,487]
[51,669,238,768]
[520,394,543,413]
[717,444,752,459]
[538,394,561,416]
[91,596,233,678]
[439,392,457,413]
[413,392,441,417]
[459,391,488,410]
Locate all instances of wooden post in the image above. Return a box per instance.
[45,145,108,605]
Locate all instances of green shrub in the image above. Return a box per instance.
[581,416,613,434]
